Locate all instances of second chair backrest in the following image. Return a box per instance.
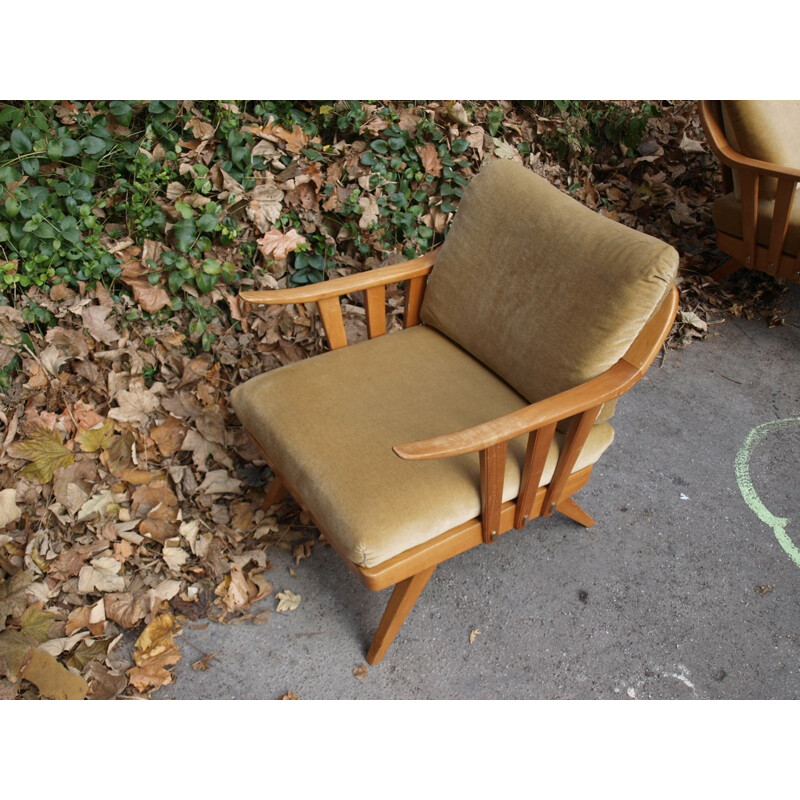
[420,160,679,411]
[720,100,800,199]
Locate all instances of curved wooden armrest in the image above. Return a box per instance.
[393,360,639,461]
[697,100,800,182]
[394,283,678,461]
[239,248,439,306]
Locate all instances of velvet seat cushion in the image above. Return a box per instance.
[420,160,679,418]
[713,191,800,257]
[231,325,615,569]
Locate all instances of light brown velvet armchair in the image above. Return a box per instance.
[232,160,679,664]
[698,100,800,284]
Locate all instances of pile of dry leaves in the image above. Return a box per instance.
[0,100,792,700]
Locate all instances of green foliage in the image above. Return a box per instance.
[526,100,660,162]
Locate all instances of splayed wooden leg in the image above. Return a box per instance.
[710,258,742,282]
[556,496,595,528]
[366,566,436,665]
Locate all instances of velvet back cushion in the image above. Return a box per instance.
[420,160,679,409]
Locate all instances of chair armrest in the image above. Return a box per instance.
[698,100,800,182]
[394,282,678,461]
[393,359,640,461]
[239,248,439,306]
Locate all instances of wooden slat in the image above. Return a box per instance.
[541,406,602,517]
[766,177,796,274]
[740,171,759,268]
[364,284,386,338]
[404,274,427,328]
[479,441,507,544]
[316,295,348,350]
[514,423,557,529]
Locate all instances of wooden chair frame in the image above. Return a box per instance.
[697,100,800,284]
[239,249,679,664]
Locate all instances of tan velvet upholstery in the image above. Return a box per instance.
[232,325,615,568]
[713,190,800,257]
[721,100,800,199]
[420,161,679,418]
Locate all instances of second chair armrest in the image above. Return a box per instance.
[239,248,439,306]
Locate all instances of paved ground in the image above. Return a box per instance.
[160,281,800,700]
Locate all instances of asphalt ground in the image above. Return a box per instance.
[158,281,800,702]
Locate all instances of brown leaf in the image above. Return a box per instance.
[24,649,88,699]
[149,416,186,457]
[0,570,35,628]
[416,142,443,177]
[257,228,307,262]
[80,304,120,346]
[127,612,182,693]
[84,660,127,700]
[192,652,216,671]
[105,591,149,628]
[108,381,160,426]
[120,262,171,313]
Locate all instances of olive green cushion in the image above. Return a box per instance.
[420,161,679,415]
[231,325,615,569]
[721,100,800,199]
[713,191,800,257]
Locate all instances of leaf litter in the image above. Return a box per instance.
[1,100,793,700]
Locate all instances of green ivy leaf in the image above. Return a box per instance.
[174,201,194,220]
[195,272,218,293]
[172,218,196,252]
[21,158,40,178]
[195,213,218,233]
[82,136,106,155]
[10,129,32,155]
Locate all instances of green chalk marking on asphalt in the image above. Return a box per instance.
[734,418,800,569]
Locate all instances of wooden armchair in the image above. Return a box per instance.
[698,100,800,284]
[233,160,679,664]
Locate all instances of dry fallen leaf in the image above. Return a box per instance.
[108,381,160,426]
[352,664,368,680]
[275,589,302,613]
[20,645,88,699]
[256,228,307,262]
[0,488,21,528]
[78,556,126,593]
[127,612,182,693]
[469,628,481,644]
[280,691,299,700]
[10,425,74,484]
[192,652,216,671]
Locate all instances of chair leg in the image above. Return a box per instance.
[261,474,288,510]
[366,566,436,665]
[555,497,595,528]
[709,258,742,282]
